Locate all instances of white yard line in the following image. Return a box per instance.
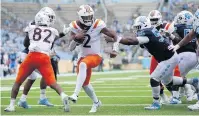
[0,104,192,107]
[1,96,153,98]
[1,90,153,93]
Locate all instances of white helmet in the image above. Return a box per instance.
[174,10,194,25]
[35,12,51,27]
[77,5,94,26]
[193,9,199,32]
[39,7,56,26]
[148,10,162,27]
[133,16,151,31]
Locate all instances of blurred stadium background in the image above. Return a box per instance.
[1,0,199,77]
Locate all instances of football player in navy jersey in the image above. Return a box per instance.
[113,16,199,110]
[170,9,199,111]
[168,10,198,104]
[17,7,71,109]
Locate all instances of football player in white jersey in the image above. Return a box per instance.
[4,11,70,112]
[170,9,199,111]
[67,5,120,113]
[17,7,71,109]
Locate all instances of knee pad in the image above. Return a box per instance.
[150,78,160,87]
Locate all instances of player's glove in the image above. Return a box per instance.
[168,44,180,52]
[63,25,72,35]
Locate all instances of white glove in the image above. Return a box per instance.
[63,25,71,34]
[168,44,180,52]
[113,42,120,53]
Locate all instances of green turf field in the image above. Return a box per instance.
[1,70,199,115]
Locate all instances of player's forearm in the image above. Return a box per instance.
[120,37,139,45]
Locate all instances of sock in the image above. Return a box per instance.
[60,92,67,101]
[10,98,16,106]
[172,76,183,85]
[172,85,180,98]
[40,89,46,100]
[184,84,192,95]
[74,62,87,96]
[20,94,27,102]
[172,91,180,98]
[83,84,98,103]
[150,78,160,102]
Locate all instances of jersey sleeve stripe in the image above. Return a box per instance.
[93,19,101,29]
[72,21,78,29]
[165,23,171,30]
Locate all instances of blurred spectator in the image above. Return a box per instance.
[56,4,62,11]
[8,51,17,73]
[72,51,78,73]
[110,19,122,34]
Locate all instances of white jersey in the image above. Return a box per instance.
[24,25,58,55]
[69,19,106,57]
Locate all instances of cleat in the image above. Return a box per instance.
[170,97,182,104]
[18,100,31,109]
[63,96,70,112]
[38,98,54,107]
[69,94,78,103]
[186,90,195,102]
[144,101,161,110]
[188,101,199,111]
[4,105,15,112]
[160,93,169,105]
[89,100,102,113]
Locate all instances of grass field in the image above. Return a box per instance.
[1,70,199,115]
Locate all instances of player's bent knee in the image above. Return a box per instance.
[79,62,87,70]
[150,78,160,87]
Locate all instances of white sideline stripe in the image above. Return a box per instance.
[63,86,149,88]
[0,86,149,92]
[2,90,153,93]
[0,104,192,107]
[0,70,148,80]
[1,96,153,98]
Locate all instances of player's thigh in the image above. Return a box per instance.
[16,57,35,84]
[37,61,56,86]
[178,52,198,76]
[151,53,179,85]
[81,54,102,68]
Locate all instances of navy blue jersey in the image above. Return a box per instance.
[138,27,174,63]
[174,24,197,53]
[195,27,199,39]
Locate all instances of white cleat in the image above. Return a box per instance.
[62,96,70,112]
[69,94,78,103]
[188,101,199,111]
[192,93,198,100]
[89,100,102,113]
[4,105,15,112]
[160,93,169,105]
[185,85,195,102]
[170,97,182,104]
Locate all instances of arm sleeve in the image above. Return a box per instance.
[23,33,30,48]
[137,36,150,44]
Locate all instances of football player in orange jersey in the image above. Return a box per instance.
[67,5,120,113]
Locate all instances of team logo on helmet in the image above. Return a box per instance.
[150,10,156,17]
[84,5,92,13]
